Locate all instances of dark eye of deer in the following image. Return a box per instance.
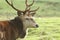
[30,19,33,21]
[26,18,29,20]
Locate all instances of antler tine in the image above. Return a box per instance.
[25,0,28,6]
[28,0,34,7]
[25,0,34,7]
[29,7,39,12]
[25,0,34,11]
[5,0,22,12]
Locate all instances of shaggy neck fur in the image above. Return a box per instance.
[9,17,26,38]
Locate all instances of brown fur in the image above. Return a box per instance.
[0,17,26,40]
[0,0,39,40]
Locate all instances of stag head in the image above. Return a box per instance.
[5,0,39,29]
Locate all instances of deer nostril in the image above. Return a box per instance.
[36,25,39,28]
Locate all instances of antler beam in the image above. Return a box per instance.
[5,0,23,12]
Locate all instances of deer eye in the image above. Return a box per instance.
[30,19,33,20]
[26,18,29,20]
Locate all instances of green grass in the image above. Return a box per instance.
[0,17,60,40]
[24,17,60,40]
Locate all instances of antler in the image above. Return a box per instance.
[25,0,39,12]
[5,0,39,16]
[5,0,23,12]
[29,7,39,12]
[25,0,34,11]
[25,0,34,7]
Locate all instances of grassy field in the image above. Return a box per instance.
[0,17,60,40]
[0,0,60,40]
[24,17,60,40]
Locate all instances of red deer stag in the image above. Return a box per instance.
[0,0,39,40]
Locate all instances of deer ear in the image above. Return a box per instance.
[17,11,24,16]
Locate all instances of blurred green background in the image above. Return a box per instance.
[0,0,60,40]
